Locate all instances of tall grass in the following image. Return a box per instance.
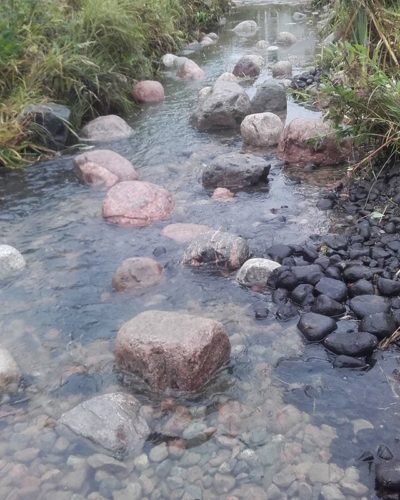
[0,0,230,167]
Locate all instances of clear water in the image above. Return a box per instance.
[0,3,397,499]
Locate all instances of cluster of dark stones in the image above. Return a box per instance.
[290,67,321,90]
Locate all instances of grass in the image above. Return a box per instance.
[0,0,230,168]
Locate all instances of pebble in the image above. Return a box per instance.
[133,453,149,470]
[113,482,142,500]
[149,444,168,463]
[214,473,235,494]
[87,454,127,472]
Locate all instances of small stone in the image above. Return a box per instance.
[0,348,21,392]
[298,312,336,341]
[276,32,297,46]
[376,461,400,491]
[214,473,235,494]
[149,443,168,463]
[308,463,330,484]
[272,61,292,78]
[113,482,142,500]
[0,245,26,278]
[87,454,127,472]
[237,258,281,288]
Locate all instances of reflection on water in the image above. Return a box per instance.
[0,3,396,499]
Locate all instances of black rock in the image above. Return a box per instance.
[276,302,298,321]
[311,294,346,317]
[275,269,298,290]
[358,220,371,239]
[333,355,367,368]
[377,445,394,461]
[350,295,389,318]
[324,234,348,250]
[298,245,319,263]
[297,312,337,341]
[371,247,391,260]
[387,240,400,252]
[385,222,396,234]
[334,319,358,334]
[358,450,374,462]
[317,198,334,210]
[376,461,400,491]
[272,288,289,305]
[314,256,330,270]
[266,244,292,263]
[348,279,375,297]
[360,312,397,339]
[291,284,315,306]
[253,303,269,319]
[349,248,370,260]
[291,265,323,286]
[153,246,167,257]
[343,265,375,282]
[392,309,400,326]
[315,277,347,302]
[23,103,72,149]
[267,267,285,289]
[325,266,343,280]
[378,278,400,297]
[324,330,377,356]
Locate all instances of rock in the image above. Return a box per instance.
[359,312,397,339]
[333,355,367,368]
[292,12,307,22]
[207,32,219,41]
[200,36,215,47]
[343,266,375,282]
[214,473,235,494]
[149,443,168,462]
[176,59,205,80]
[60,393,149,455]
[272,61,292,78]
[266,244,292,262]
[298,312,336,341]
[291,264,323,285]
[216,72,237,83]
[202,152,270,191]
[236,258,281,288]
[377,445,394,461]
[276,302,298,321]
[324,331,377,356]
[81,115,134,142]
[183,231,249,270]
[311,294,346,317]
[0,245,25,278]
[161,223,212,243]
[256,40,269,50]
[315,277,347,302]
[73,150,139,187]
[251,81,287,115]
[240,112,284,147]
[23,103,71,149]
[348,279,375,296]
[87,454,127,473]
[115,311,230,392]
[377,277,400,296]
[102,181,174,227]
[376,461,400,491]
[0,348,21,392]
[232,20,258,37]
[132,80,165,103]
[233,55,264,78]
[349,295,389,318]
[276,32,297,46]
[112,257,163,291]
[191,80,251,131]
[162,53,178,68]
[291,284,315,306]
[277,118,352,167]
[113,483,142,500]
[212,188,235,201]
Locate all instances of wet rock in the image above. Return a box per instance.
[23,103,71,149]
[343,265,375,282]
[162,53,178,68]
[81,115,134,142]
[276,32,297,46]
[191,80,251,131]
[102,181,174,227]
[214,473,235,494]
[292,264,323,286]
[251,81,287,115]
[348,279,375,296]
[278,118,352,167]
[233,55,264,78]
[0,245,26,278]
[236,258,281,288]
[266,244,292,262]
[240,112,284,147]
[311,294,346,317]
[256,40,269,50]
[60,393,150,455]
[272,288,289,304]
[113,483,142,500]
[325,266,342,280]
[183,230,249,270]
[315,277,347,302]
[112,257,163,291]
[73,150,139,187]
[324,330,377,356]
[0,348,21,392]
[291,284,315,306]
[202,152,270,191]
[377,445,394,461]
[376,461,400,491]
[216,72,237,83]
[333,355,367,368]
[176,59,205,80]
[161,223,212,243]
[297,312,336,341]
[149,443,168,462]
[200,36,215,47]
[132,80,165,103]
[292,12,307,22]
[232,20,258,37]
[317,198,335,210]
[212,187,235,201]
[378,277,400,296]
[276,302,298,321]
[359,312,397,339]
[115,310,230,392]
[324,234,348,250]
[87,454,127,473]
[272,61,292,78]
[349,295,389,318]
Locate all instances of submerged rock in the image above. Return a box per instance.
[376,461,400,491]
[112,257,164,291]
[297,312,336,341]
[272,61,292,79]
[132,80,165,103]
[161,223,212,243]
[0,245,26,278]
[232,20,258,37]
[240,112,284,147]
[233,55,264,78]
[0,348,21,392]
[102,181,174,227]
[324,331,377,356]
[60,393,150,455]
[81,115,134,142]
[212,187,235,201]
[236,258,281,288]
[276,32,297,46]
[176,59,205,80]
[115,310,231,392]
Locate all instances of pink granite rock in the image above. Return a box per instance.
[176,59,205,80]
[112,257,163,291]
[132,80,165,103]
[212,188,235,201]
[161,223,212,243]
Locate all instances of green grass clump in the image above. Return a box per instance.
[0,0,230,167]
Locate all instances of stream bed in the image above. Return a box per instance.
[0,2,399,499]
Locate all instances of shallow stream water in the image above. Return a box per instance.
[0,2,399,499]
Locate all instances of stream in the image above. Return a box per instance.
[0,1,399,499]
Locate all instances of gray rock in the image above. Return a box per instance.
[0,245,25,278]
[276,32,297,46]
[161,53,178,68]
[202,152,271,191]
[149,444,168,462]
[81,115,134,142]
[251,81,287,114]
[237,258,281,288]
[376,461,400,491]
[113,483,142,500]
[240,112,284,147]
[191,80,251,131]
[87,454,127,472]
[272,61,292,78]
[292,12,307,22]
[232,20,258,37]
[323,330,377,356]
[233,55,264,78]
[349,295,389,318]
[0,348,21,392]
[60,393,150,455]
[23,103,71,149]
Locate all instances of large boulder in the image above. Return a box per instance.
[183,231,249,270]
[132,80,165,103]
[191,80,252,131]
[102,181,174,227]
[240,112,284,147]
[161,223,212,243]
[233,55,264,78]
[115,311,231,392]
[202,152,271,191]
[161,53,178,68]
[236,258,281,288]
[81,115,134,142]
[23,103,71,149]
[112,257,163,291]
[232,20,258,37]
[272,61,292,79]
[73,149,139,188]
[278,118,352,167]
[0,245,25,278]
[0,348,21,392]
[251,81,287,115]
[60,393,149,455]
[176,59,205,80]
